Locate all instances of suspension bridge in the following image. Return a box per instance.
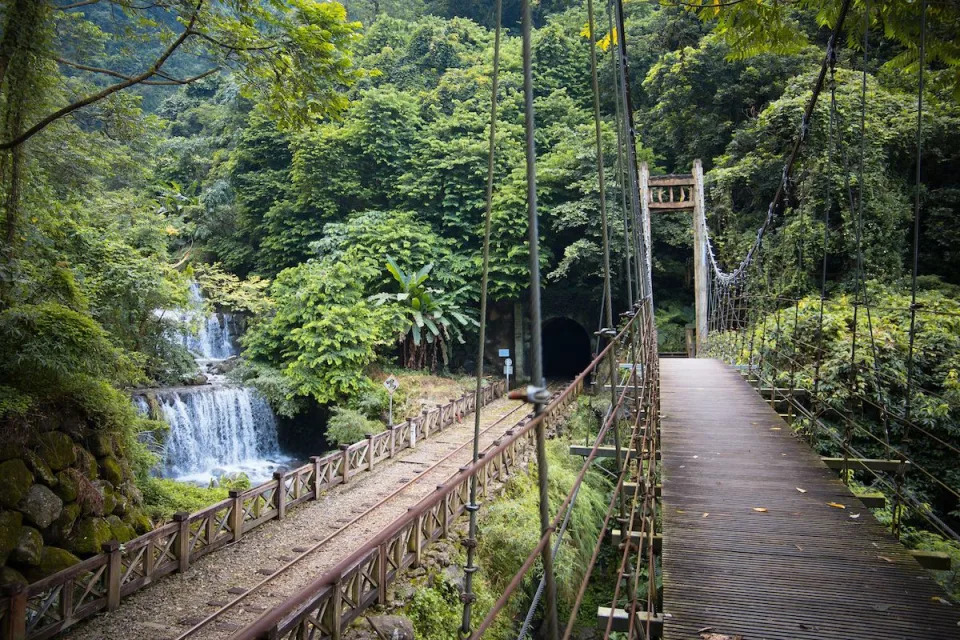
[3,0,958,637]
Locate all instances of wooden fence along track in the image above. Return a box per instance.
[231,377,586,640]
[0,381,505,640]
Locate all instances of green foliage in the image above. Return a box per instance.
[139,477,228,521]
[192,263,271,314]
[370,256,477,370]
[325,406,385,446]
[243,260,395,405]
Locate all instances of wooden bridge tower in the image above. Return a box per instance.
[640,160,707,354]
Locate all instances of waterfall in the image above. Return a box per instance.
[172,283,238,360]
[150,387,286,484]
[139,281,290,485]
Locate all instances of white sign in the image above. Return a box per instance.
[504,364,514,375]
[498,348,510,358]
[383,376,399,395]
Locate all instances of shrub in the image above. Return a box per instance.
[325,406,385,446]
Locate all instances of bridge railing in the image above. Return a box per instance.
[230,308,654,640]
[0,380,505,640]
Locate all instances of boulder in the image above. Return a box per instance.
[44,502,82,545]
[11,526,43,567]
[100,483,117,515]
[75,447,98,479]
[0,566,27,586]
[25,546,80,582]
[98,456,124,486]
[106,515,136,543]
[88,432,114,458]
[182,371,208,386]
[0,511,23,564]
[36,432,76,471]
[0,459,33,508]
[18,484,63,529]
[23,450,57,488]
[54,470,79,503]
[367,615,415,640]
[66,517,113,555]
[209,356,240,375]
[0,443,24,462]
[123,508,153,534]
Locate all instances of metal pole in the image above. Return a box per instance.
[521,0,558,635]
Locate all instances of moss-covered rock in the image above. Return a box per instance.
[54,470,78,503]
[100,483,117,515]
[25,546,81,582]
[43,502,82,546]
[18,484,63,529]
[0,565,27,585]
[75,447,98,479]
[36,432,76,471]
[0,510,23,564]
[88,432,114,458]
[66,517,112,555]
[23,450,57,488]
[11,526,43,567]
[123,508,153,535]
[98,456,123,486]
[105,515,136,543]
[0,459,33,509]
[0,443,24,462]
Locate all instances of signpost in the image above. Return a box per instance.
[383,375,399,426]
[504,358,513,391]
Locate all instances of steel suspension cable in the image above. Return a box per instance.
[459,0,502,633]
[519,0,560,633]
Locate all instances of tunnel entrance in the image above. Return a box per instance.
[542,317,592,379]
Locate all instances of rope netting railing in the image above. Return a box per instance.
[697,0,960,556]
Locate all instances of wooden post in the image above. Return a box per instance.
[685,326,696,358]
[439,486,449,538]
[513,300,525,382]
[377,544,388,605]
[102,541,121,611]
[341,444,350,484]
[2,582,26,640]
[310,456,322,498]
[173,511,190,573]
[330,574,343,640]
[407,419,416,450]
[411,511,423,568]
[692,159,708,354]
[274,470,287,520]
[229,490,244,541]
[365,434,375,471]
[421,408,430,440]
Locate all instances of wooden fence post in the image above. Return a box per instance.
[407,420,416,450]
[3,581,27,640]
[378,544,388,605]
[410,510,423,568]
[102,540,121,611]
[366,434,375,471]
[330,574,343,640]
[421,408,430,440]
[341,445,351,484]
[310,456,322,497]
[274,470,287,520]
[173,511,190,573]
[439,487,450,538]
[229,490,244,542]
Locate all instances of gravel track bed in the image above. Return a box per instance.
[61,396,527,640]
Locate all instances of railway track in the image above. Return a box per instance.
[63,391,556,640]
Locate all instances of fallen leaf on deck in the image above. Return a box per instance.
[796,487,807,493]
[697,627,713,634]
[752,507,768,512]
[877,555,893,563]
[931,596,951,605]
[827,502,846,509]
[872,603,891,612]
[699,634,743,640]
[770,427,781,431]
[795,544,804,551]
[702,512,709,518]
[850,513,861,519]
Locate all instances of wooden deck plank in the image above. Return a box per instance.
[659,358,959,640]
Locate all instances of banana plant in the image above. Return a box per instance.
[370,255,477,370]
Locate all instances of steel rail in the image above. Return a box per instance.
[231,315,638,639]
[176,395,532,640]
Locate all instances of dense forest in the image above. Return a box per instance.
[0,0,958,632]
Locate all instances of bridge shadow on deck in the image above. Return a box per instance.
[659,358,958,640]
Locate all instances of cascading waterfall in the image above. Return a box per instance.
[139,282,290,484]
[151,387,284,484]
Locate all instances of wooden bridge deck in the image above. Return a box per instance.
[659,358,959,640]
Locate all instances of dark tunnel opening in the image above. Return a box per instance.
[542,317,592,379]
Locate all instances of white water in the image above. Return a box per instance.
[139,282,291,485]
[150,386,289,484]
